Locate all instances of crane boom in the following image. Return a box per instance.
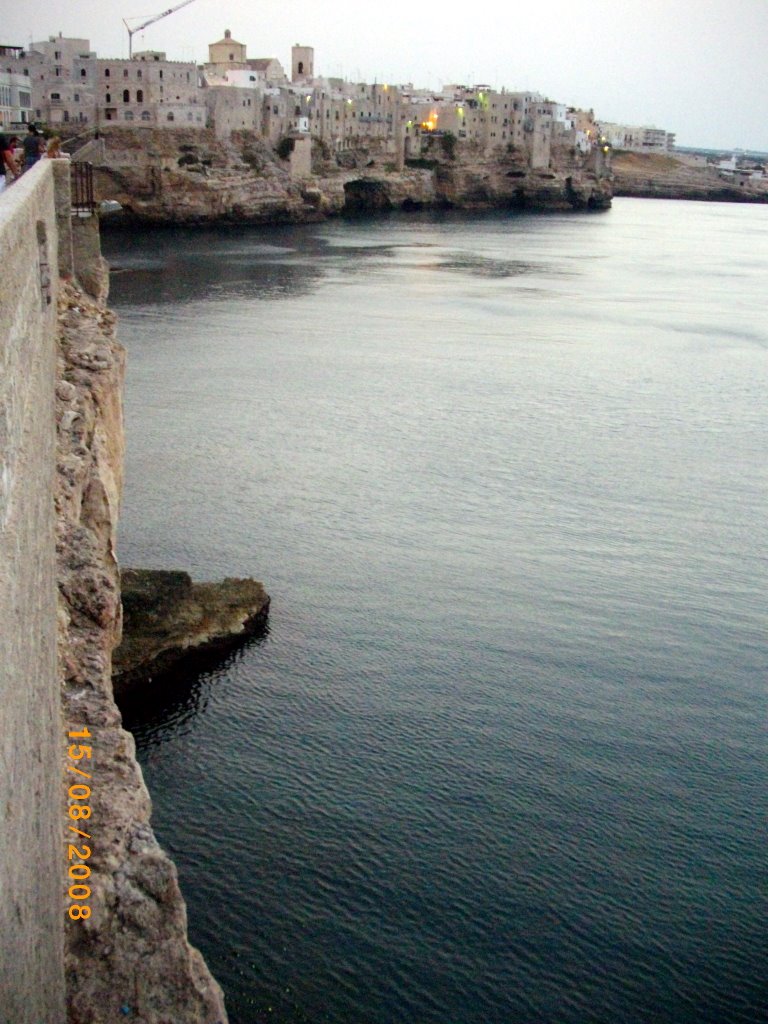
[123,0,200,58]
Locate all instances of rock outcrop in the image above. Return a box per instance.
[56,276,228,1023]
[113,568,270,693]
[82,126,611,225]
[611,151,768,203]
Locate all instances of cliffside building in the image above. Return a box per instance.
[97,56,203,126]
[599,121,676,152]
[0,46,34,127]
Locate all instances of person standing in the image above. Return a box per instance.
[0,134,21,192]
[22,124,44,171]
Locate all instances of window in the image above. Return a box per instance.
[105,68,110,77]
[137,69,142,79]
[229,53,234,60]
[136,89,143,102]
[106,93,111,103]
[51,92,60,99]
[159,70,163,79]
[123,89,130,102]
[141,110,150,121]
[166,111,174,121]
[80,68,86,77]
[55,51,61,59]
[74,93,80,102]
[123,69,129,78]
[125,110,133,120]
[298,61,304,74]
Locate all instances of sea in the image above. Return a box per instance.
[103,198,768,1024]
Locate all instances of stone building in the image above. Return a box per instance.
[208,28,247,69]
[599,121,676,152]
[0,47,34,127]
[2,34,208,130]
[291,45,314,82]
[97,55,204,126]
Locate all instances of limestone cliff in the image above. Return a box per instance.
[83,126,611,224]
[611,151,768,203]
[56,274,227,1022]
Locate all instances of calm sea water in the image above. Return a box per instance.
[104,199,768,1024]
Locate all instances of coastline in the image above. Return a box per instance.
[82,126,613,227]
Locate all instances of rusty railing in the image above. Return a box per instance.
[70,161,96,214]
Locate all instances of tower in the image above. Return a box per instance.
[291,44,314,82]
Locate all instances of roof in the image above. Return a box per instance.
[211,35,245,48]
[247,58,280,70]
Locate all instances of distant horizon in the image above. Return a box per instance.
[2,0,766,152]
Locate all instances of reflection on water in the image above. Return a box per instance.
[434,252,547,277]
[105,202,768,1024]
[118,625,270,748]
[104,226,430,305]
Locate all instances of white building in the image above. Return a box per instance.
[0,46,34,127]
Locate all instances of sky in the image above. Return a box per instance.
[2,0,767,151]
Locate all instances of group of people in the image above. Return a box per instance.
[0,124,65,194]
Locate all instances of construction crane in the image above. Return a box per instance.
[123,0,200,58]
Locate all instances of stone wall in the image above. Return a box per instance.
[1,160,228,1024]
[0,162,66,1023]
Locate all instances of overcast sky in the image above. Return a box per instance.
[2,0,766,151]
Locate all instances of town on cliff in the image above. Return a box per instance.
[1,28,622,218]
[4,27,766,219]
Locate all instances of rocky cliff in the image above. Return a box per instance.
[611,151,768,203]
[83,126,611,224]
[56,270,227,1022]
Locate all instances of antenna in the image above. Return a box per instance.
[123,0,200,58]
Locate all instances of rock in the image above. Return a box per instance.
[56,281,229,1024]
[610,150,768,203]
[87,125,612,225]
[112,568,270,693]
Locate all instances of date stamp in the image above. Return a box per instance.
[66,726,93,921]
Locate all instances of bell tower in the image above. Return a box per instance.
[291,44,314,82]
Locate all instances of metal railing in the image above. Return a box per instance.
[70,161,95,214]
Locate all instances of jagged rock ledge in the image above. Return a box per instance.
[113,569,270,694]
[611,150,768,204]
[85,127,612,227]
[57,278,229,1023]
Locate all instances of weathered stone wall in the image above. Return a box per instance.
[0,162,66,1023]
[1,158,228,1024]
